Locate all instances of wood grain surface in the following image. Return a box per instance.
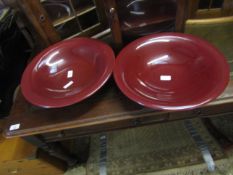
[4,77,233,139]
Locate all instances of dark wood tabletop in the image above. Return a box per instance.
[4,77,233,139]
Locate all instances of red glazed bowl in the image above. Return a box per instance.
[21,37,115,108]
[114,33,230,111]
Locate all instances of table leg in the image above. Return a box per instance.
[23,135,78,167]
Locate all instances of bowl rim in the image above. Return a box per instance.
[113,32,230,111]
[21,37,115,108]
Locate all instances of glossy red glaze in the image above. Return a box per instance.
[114,33,230,111]
[21,37,115,108]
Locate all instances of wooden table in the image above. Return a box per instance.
[3,77,233,165]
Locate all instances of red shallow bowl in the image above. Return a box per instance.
[114,33,230,111]
[21,37,115,108]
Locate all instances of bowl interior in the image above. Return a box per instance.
[21,38,114,107]
[114,34,229,110]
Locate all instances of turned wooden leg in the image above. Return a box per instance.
[24,135,78,167]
